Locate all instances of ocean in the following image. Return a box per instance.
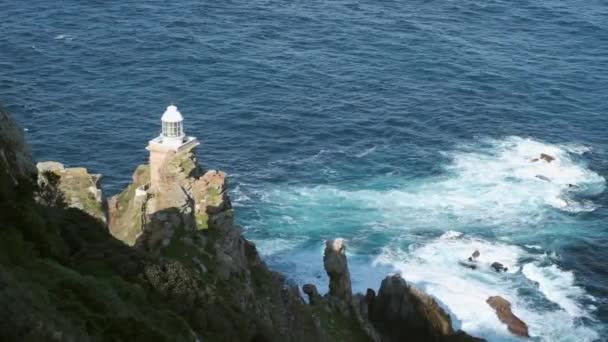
[1,0,607,340]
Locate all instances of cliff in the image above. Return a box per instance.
[0,104,483,341]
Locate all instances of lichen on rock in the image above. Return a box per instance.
[36,161,106,223]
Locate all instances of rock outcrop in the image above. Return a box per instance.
[367,274,487,342]
[36,161,106,222]
[487,296,529,338]
[540,153,555,163]
[303,283,323,305]
[108,146,232,254]
[318,240,484,342]
[324,238,353,302]
[0,105,485,342]
[490,262,508,273]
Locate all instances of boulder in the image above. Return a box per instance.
[540,153,555,163]
[486,296,529,338]
[323,238,352,302]
[491,262,508,273]
[370,274,453,341]
[468,250,480,262]
[369,275,484,342]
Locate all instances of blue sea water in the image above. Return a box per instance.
[2,0,608,340]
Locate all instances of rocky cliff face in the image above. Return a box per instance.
[108,148,231,253]
[0,104,484,341]
[36,161,106,222]
[0,105,37,208]
[313,239,484,342]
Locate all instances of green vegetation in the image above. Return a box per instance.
[194,211,209,230]
[206,186,222,207]
[0,107,385,342]
[0,203,194,341]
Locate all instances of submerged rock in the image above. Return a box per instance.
[491,262,508,273]
[486,296,529,337]
[535,174,551,182]
[540,153,555,163]
[459,260,477,270]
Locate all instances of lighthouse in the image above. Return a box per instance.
[147,105,199,190]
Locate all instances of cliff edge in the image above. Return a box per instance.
[0,104,483,341]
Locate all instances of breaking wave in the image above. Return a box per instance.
[236,136,605,341]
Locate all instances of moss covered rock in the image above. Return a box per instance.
[37,162,106,223]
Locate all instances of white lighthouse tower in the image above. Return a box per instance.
[146,105,199,189]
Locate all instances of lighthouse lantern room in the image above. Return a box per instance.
[147,105,200,189]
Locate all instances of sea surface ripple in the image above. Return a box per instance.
[2,0,607,340]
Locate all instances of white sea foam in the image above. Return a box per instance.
[371,232,599,341]
[522,263,590,318]
[355,146,377,158]
[253,238,304,258]
[54,34,73,41]
[258,137,605,230]
[231,185,252,203]
[246,136,604,340]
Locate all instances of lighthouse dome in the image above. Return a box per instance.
[160,105,186,146]
[161,105,183,123]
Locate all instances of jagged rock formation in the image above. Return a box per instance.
[303,283,323,305]
[487,296,529,338]
[0,104,485,342]
[36,161,106,222]
[108,146,231,253]
[105,144,379,341]
[324,238,353,302]
[313,239,484,342]
[368,275,485,342]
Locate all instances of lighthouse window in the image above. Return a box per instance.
[162,121,183,137]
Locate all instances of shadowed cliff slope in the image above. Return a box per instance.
[0,104,483,342]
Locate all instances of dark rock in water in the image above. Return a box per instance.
[535,175,551,182]
[370,274,484,342]
[491,262,508,273]
[540,153,555,163]
[323,238,352,302]
[467,250,480,263]
[460,260,477,270]
[487,296,529,337]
